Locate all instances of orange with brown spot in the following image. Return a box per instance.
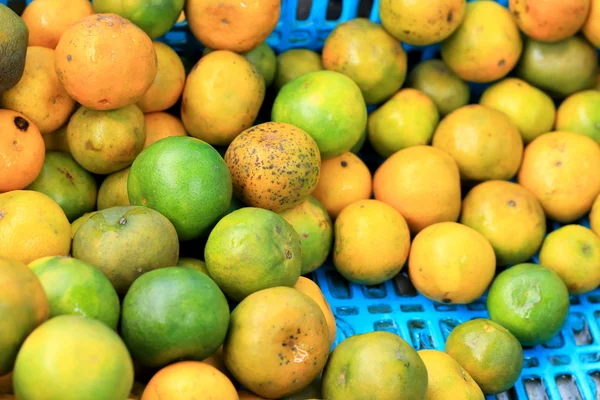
[224,122,321,212]
[55,14,157,111]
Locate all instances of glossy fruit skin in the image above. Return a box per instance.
[322,331,428,400]
[555,90,600,143]
[128,136,232,241]
[121,267,230,368]
[445,318,524,395]
[486,263,570,346]
[13,315,134,400]
[272,70,367,160]
[0,257,49,375]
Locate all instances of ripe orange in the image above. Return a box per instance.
[311,152,372,219]
[0,110,45,193]
[143,112,187,148]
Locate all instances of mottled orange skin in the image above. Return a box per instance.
[518,131,600,223]
[143,112,187,149]
[225,122,321,212]
[142,361,238,400]
[181,51,265,146]
[0,110,45,193]
[186,0,280,52]
[21,0,94,49]
[510,0,590,43]
[584,0,600,47]
[55,14,157,111]
[137,42,185,113]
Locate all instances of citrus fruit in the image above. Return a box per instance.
[55,13,157,110]
[373,145,462,234]
[409,222,496,304]
[509,0,590,42]
[0,4,28,93]
[278,196,333,275]
[440,1,522,83]
[418,349,484,399]
[279,377,323,400]
[202,346,231,379]
[223,287,330,399]
[241,42,277,87]
[141,361,237,400]
[26,151,97,222]
[21,0,94,49]
[555,90,600,143]
[460,180,546,266]
[181,50,265,146]
[272,70,367,159]
[334,199,411,285]
[406,59,470,116]
[445,318,523,395]
[592,194,600,236]
[67,104,146,175]
[128,136,232,240]
[185,0,280,52]
[70,212,96,239]
[72,206,179,295]
[479,78,556,144]
[225,121,321,212]
[583,0,600,47]
[93,0,185,39]
[205,207,301,301]
[379,0,466,46]
[350,128,368,154]
[1,46,75,134]
[121,267,230,368]
[0,110,45,193]
[486,263,570,346]
[13,315,134,400]
[42,123,70,153]
[177,257,209,275]
[368,88,440,157]
[0,258,48,375]
[143,112,187,148]
[517,36,598,98]
[137,42,185,113]
[517,131,600,223]
[311,152,372,220]
[293,277,337,346]
[97,167,131,210]
[322,331,428,400]
[0,190,71,264]
[238,390,265,400]
[28,256,120,329]
[274,49,323,91]
[539,225,600,294]
[322,18,407,105]
[433,105,523,181]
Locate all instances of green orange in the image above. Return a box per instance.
[274,49,323,91]
[177,257,209,274]
[121,267,230,368]
[28,256,120,329]
[555,90,600,143]
[97,167,131,210]
[13,315,134,400]
[272,70,367,159]
[445,318,523,395]
[241,42,277,87]
[128,136,232,240]
[205,207,302,301]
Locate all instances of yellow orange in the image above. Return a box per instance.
[143,112,187,148]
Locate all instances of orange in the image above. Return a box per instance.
[333,199,411,285]
[143,112,187,148]
[311,152,372,219]
[186,0,280,53]
[55,14,157,111]
[0,110,45,193]
[293,276,337,346]
[0,191,71,264]
[142,361,237,400]
[42,123,70,153]
[137,42,185,113]
[441,1,522,83]
[409,222,496,304]
[97,168,131,210]
[518,131,600,223]
[181,51,265,146]
[373,145,461,234]
[591,194,600,236]
[555,90,600,143]
[1,46,75,134]
[21,0,94,49]
[510,0,590,43]
[432,105,523,181]
[584,0,600,47]
[202,346,231,378]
